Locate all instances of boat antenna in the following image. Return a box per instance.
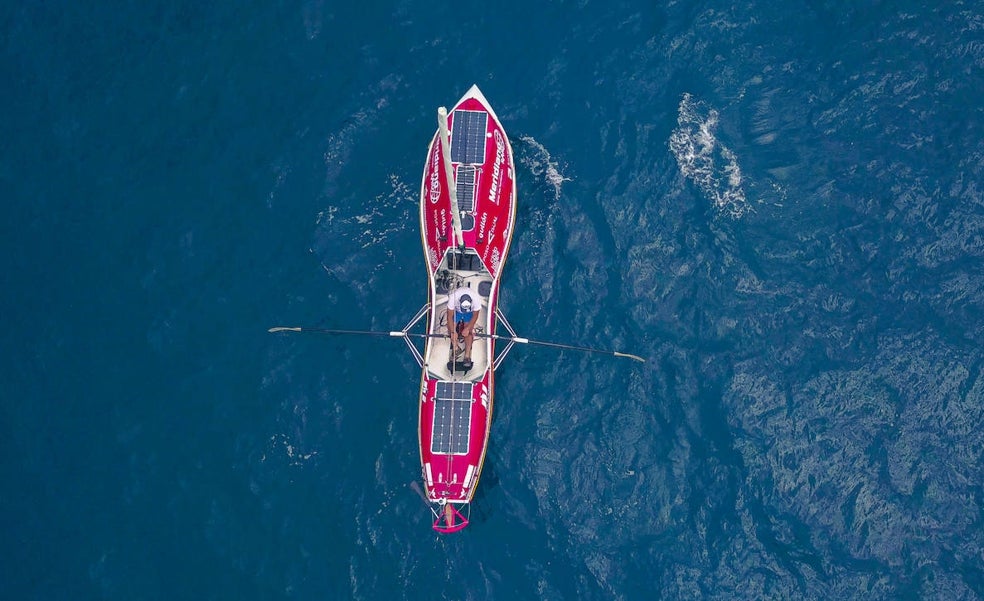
[438,107,465,250]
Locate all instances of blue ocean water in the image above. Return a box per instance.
[2,1,982,599]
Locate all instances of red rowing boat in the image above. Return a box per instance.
[269,86,643,534]
[416,85,517,532]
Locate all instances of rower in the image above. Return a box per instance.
[447,287,481,368]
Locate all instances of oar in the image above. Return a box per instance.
[409,481,432,505]
[477,333,646,363]
[269,327,646,362]
[268,326,441,339]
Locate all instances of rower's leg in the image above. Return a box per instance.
[464,331,474,362]
[454,322,465,355]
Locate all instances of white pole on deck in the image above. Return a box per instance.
[437,107,465,249]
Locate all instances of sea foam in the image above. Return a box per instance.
[669,93,749,218]
[519,135,571,201]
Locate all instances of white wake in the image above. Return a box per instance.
[669,93,749,218]
[519,135,571,201]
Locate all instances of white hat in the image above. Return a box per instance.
[460,295,473,311]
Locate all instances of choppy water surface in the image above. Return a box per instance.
[3,1,982,599]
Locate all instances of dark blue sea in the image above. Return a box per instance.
[3,1,983,599]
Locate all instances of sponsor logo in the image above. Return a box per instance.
[478,212,488,240]
[487,216,499,244]
[429,147,441,203]
[481,215,499,262]
[487,130,505,205]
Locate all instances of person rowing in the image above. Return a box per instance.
[447,287,481,366]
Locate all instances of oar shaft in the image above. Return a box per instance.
[268,326,442,339]
[269,326,391,336]
[478,333,645,363]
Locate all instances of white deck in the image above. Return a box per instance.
[425,270,493,382]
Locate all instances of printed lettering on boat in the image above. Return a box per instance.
[429,146,441,204]
[487,130,505,205]
[478,212,488,241]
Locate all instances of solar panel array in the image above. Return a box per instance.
[450,110,488,165]
[456,165,477,212]
[431,381,473,455]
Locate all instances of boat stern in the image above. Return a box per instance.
[431,500,470,533]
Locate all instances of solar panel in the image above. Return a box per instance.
[450,110,488,164]
[431,381,473,455]
[456,165,476,213]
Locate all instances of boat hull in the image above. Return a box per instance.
[417,85,517,529]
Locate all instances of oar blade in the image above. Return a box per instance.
[614,351,646,363]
